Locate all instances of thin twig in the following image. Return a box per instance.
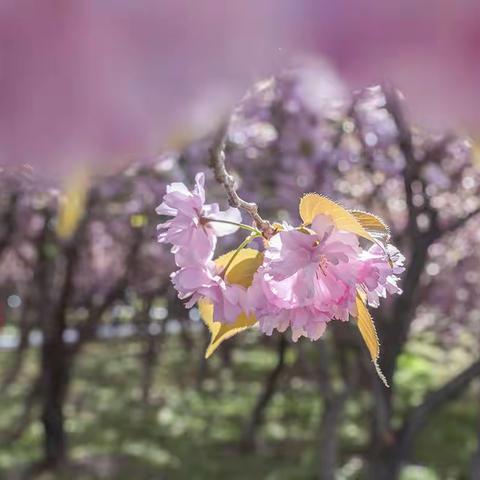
[383,84,419,240]
[209,125,276,239]
[431,206,480,242]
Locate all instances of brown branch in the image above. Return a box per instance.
[382,83,427,249]
[470,417,480,479]
[69,229,143,356]
[378,235,430,386]
[0,191,18,259]
[0,317,31,392]
[429,206,480,243]
[209,125,275,239]
[422,134,455,165]
[241,335,288,451]
[0,376,41,443]
[398,359,480,458]
[364,351,392,437]
[316,334,358,480]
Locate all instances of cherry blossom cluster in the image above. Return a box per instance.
[157,171,404,350]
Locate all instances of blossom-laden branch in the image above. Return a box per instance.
[157,163,404,385]
[208,125,276,239]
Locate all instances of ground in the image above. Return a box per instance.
[0,330,476,479]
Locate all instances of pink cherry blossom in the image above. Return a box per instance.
[171,261,246,324]
[249,215,365,341]
[156,172,241,266]
[157,172,404,342]
[248,214,403,341]
[359,244,405,307]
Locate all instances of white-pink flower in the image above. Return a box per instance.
[156,172,241,267]
[359,243,405,307]
[249,215,365,341]
[248,214,403,341]
[171,261,246,324]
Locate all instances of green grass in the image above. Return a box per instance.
[0,332,477,479]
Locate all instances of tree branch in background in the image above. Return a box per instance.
[69,229,143,357]
[241,335,288,451]
[383,83,419,241]
[431,206,480,243]
[138,296,169,405]
[0,314,32,393]
[0,376,41,444]
[317,328,360,480]
[0,191,18,260]
[398,359,480,461]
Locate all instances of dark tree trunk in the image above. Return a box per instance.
[368,359,480,479]
[141,332,159,404]
[37,220,77,470]
[315,334,357,480]
[39,320,71,468]
[365,369,401,480]
[241,336,287,451]
[317,391,348,480]
[471,420,480,480]
[367,442,403,480]
[0,317,31,392]
[195,327,212,392]
[140,312,167,405]
[219,342,233,368]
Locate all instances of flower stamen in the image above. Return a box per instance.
[318,255,328,276]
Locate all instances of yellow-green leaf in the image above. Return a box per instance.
[356,295,379,360]
[198,247,263,358]
[198,299,257,358]
[299,193,374,242]
[219,248,264,288]
[350,210,390,241]
[56,170,89,239]
[355,294,389,387]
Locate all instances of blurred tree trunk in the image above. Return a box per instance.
[366,85,480,479]
[367,445,402,480]
[40,324,70,468]
[36,226,143,469]
[365,365,400,480]
[317,391,348,480]
[195,327,211,392]
[241,336,287,451]
[139,299,168,404]
[471,418,480,480]
[368,359,480,479]
[0,306,32,393]
[141,327,161,404]
[1,209,51,394]
[18,208,72,470]
[316,336,355,480]
[38,233,78,469]
[219,341,234,368]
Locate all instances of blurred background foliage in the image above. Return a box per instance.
[1,2,480,480]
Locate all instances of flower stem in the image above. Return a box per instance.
[222,233,261,277]
[204,217,260,235]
